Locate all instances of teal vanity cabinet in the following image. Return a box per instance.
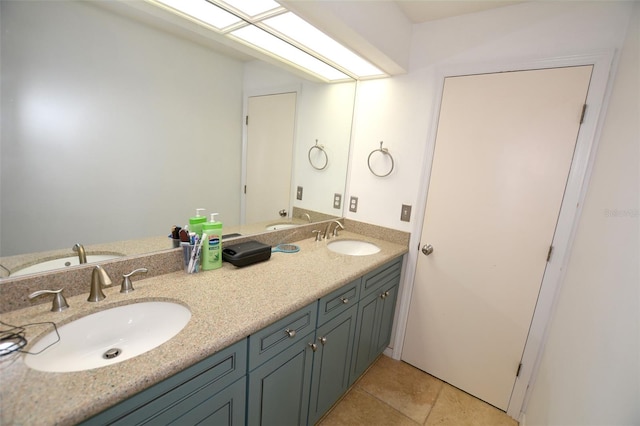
[82,339,247,425]
[80,256,403,426]
[247,303,318,426]
[307,280,360,425]
[350,257,403,383]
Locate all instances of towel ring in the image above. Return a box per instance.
[308,139,328,170]
[367,141,395,177]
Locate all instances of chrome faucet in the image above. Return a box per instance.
[324,220,345,239]
[88,265,112,302]
[303,213,312,223]
[73,243,87,264]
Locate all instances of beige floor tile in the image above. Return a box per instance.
[424,383,518,426]
[318,387,419,426]
[356,355,444,424]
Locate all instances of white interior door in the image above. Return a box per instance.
[245,92,296,224]
[402,66,593,411]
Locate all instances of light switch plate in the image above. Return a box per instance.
[333,193,342,209]
[349,196,358,213]
[401,204,412,222]
[296,186,303,200]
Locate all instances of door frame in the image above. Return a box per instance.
[241,84,301,225]
[392,50,616,420]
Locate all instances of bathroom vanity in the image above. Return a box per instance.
[0,230,407,425]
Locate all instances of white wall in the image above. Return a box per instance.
[0,1,244,256]
[524,3,640,424]
[346,1,638,424]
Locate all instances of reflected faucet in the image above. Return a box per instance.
[88,265,112,302]
[303,213,312,223]
[324,220,345,239]
[73,243,87,264]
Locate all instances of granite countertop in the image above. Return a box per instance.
[0,231,407,425]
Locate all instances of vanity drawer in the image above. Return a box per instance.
[84,339,247,425]
[249,302,318,370]
[317,279,360,327]
[360,257,402,298]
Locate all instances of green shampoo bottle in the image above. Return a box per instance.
[202,213,222,271]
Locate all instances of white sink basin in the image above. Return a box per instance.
[10,254,123,277]
[265,223,299,231]
[327,240,381,256]
[25,301,191,372]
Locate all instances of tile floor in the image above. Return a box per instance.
[318,355,518,426]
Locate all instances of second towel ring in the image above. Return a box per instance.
[367,141,395,177]
[308,139,328,170]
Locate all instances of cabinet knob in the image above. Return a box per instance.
[319,336,327,345]
[285,329,296,338]
[341,297,349,304]
[308,343,318,352]
[380,291,390,299]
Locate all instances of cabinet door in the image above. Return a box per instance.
[351,276,401,383]
[247,335,315,426]
[350,289,382,382]
[308,305,357,425]
[374,283,399,355]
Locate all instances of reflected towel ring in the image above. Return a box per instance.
[308,139,328,170]
[367,141,395,177]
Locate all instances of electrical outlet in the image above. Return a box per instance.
[333,193,342,209]
[349,196,358,213]
[401,204,412,222]
[296,186,303,200]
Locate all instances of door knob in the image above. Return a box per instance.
[421,244,434,256]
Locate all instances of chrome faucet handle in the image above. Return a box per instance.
[29,289,69,312]
[72,243,87,264]
[121,268,148,294]
[312,230,323,242]
[88,265,112,302]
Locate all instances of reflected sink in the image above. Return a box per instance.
[265,223,298,231]
[10,254,123,277]
[25,301,191,372]
[327,240,381,256]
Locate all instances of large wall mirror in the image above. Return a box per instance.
[0,1,355,279]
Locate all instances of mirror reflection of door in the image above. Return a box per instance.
[245,92,297,224]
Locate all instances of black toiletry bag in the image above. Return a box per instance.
[222,240,271,267]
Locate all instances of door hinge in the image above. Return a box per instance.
[244,185,247,194]
[516,363,523,378]
[579,104,587,124]
[245,115,249,125]
[546,245,554,262]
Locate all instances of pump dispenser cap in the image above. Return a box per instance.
[189,208,206,226]
[203,213,222,231]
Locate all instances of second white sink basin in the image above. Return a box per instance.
[265,223,299,231]
[327,240,381,256]
[10,254,123,277]
[25,301,191,373]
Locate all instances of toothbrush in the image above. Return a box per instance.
[193,233,206,273]
[187,235,200,273]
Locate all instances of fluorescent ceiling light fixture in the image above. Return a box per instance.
[154,0,241,30]
[231,26,350,81]
[263,12,385,78]
[217,0,282,18]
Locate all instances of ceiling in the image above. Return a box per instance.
[394,1,527,23]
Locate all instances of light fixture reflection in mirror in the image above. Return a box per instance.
[0,0,355,280]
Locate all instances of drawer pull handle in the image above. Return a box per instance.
[341,297,349,304]
[308,343,318,352]
[319,336,327,345]
[285,329,296,338]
